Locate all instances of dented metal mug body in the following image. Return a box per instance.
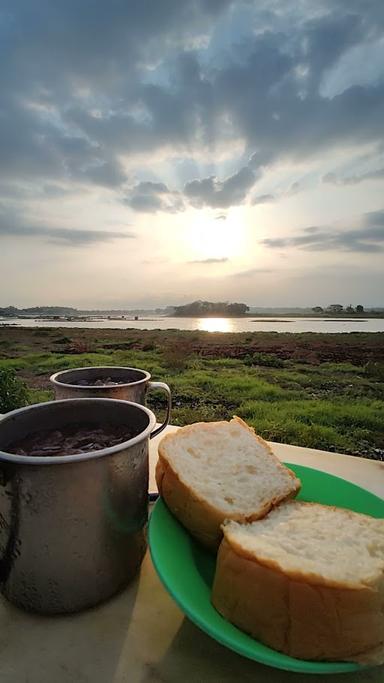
[0,398,156,614]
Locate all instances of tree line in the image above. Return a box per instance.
[312,304,364,314]
[172,301,249,317]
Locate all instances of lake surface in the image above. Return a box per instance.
[2,316,384,333]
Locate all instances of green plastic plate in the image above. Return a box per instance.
[149,462,384,674]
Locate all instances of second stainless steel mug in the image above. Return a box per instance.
[50,366,171,437]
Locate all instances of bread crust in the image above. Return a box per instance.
[155,456,225,548]
[155,417,301,550]
[211,539,384,663]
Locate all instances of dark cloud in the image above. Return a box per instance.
[184,167,256,208]
[0,182,84,201]
[365,209,384,226]
[0,211,135,246]
[124,181,184,213]
[1,0,384,213]
[135,182,169,194]
[0,99,128,189]
[81,160,127,188]
[188,257,229,264]
[261,213,384,252]
[323,168,384,185]
[42,184,81,198]
[0,0,231,188]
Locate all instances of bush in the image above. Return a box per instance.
[64,339,94,354]
[245,352,285,368]
[53,336,71,344]
[0,368,29,412]
[365,361,384,381]
[162,338,195,372]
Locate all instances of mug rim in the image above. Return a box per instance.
[49,366,151,389]
[0,398,156,465]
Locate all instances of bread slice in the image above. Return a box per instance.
[155,417,301,550]
[212,500,384,663]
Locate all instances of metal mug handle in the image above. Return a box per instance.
[147,381,172,440]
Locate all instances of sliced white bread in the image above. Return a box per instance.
[155,417,301,550]
[212,500,384,663]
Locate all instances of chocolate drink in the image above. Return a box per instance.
[69,377,128,386]
[7,422,133,457]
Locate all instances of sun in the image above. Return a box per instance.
[184,209,245,261]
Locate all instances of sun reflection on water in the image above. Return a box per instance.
[197,317,233,333]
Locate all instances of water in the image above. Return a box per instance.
[2,316,384,333]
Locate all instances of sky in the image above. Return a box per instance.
[1,0,384,309]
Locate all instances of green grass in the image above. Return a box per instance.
[161,363,383,456]
[28,387,54,403]
[237,399,383,452]
[0,329,383,459]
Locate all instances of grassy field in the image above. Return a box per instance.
[0,326,383,459]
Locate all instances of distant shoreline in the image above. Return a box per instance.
[2,312,384,322]
[2,315,384,334]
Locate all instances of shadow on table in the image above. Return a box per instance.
[143,618,382,683]
[0,576,139,683]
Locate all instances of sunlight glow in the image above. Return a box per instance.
[185,210,245,261]
[198,317,233,332]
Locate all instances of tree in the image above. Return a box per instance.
[356,305,364,313]
[173,300,249,317]
[346,305,354,313]
[327,304,343,313]
[312,306,323,313]
[227,303,249,316]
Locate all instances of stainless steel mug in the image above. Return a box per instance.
[50,366,171,437]
[0,398,156,614]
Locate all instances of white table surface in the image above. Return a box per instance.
[0,425,383,683]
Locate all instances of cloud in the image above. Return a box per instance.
[1,0,384,217]
[231,267,272,277]
[124,181,184,213]
[323,168,384,185]
[184,166,256,208]
[286,181,301,196]
[365,209,384,226]
[0,211,135,246]
[213,10,384,176]
[0,0,231,190]
[81,160,128,188]
[261,212,384,252]
[215,214,227,220]
[188,257,229,264]
[320,33,384,99]
[253,193,276,205]
[252,181,301,205]
[42,184,81,198]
